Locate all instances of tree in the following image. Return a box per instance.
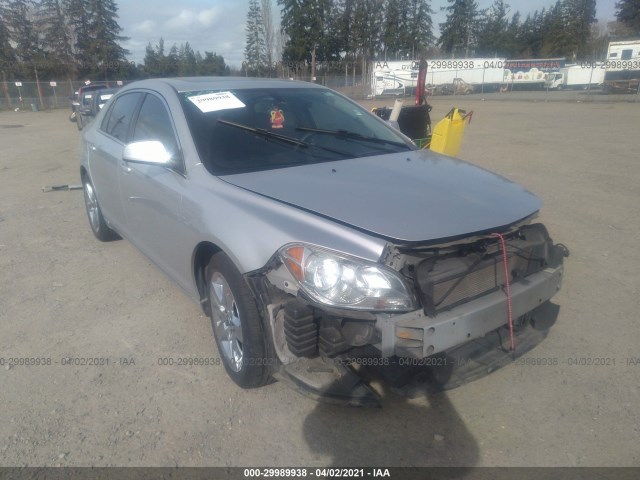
[3,0,40,66]
[383,0,405,58]
[261,0,275,70]
[564,0,597,59]
[540,1,568,57]
[438,0,480,58]
[278,0,337,64]
[476,0,510,56]
[39,0,75,78]
[84,0,130,79]
[405,0,435,58]
[245,0,268,75]
[0,2,17,76]
[615,0,640,35]
[63,0,92,74]
[200,51,228,76]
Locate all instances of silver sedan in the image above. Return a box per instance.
[80,77,567,404]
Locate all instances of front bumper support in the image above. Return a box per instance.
[377,265,564,358]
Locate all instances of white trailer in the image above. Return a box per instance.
[372,59,506,96]
[603,40,640,93]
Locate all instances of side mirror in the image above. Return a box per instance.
[123,141,173,166]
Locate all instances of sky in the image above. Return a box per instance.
[118,0,619,68]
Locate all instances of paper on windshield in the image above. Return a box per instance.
[187,91,246,113]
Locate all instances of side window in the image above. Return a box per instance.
[101,93,141,142]
[132,94,178,156]
[621,49,632,60]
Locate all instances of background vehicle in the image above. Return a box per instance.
[549,65,605,90]
[603,40,640,94]
[77,88,119,130]
[80,77,567,405]
[71,83,110,128]
[440,78,475,95]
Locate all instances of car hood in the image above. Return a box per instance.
[220,150,542,244]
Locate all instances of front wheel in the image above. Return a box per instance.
[82,178,120,242]
[206,253,272,388]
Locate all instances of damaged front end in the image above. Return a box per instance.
[246,222,569,406]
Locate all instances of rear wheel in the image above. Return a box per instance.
[205,253,271,388]
[82,178,120,242]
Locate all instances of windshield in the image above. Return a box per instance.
[179,87,414,175]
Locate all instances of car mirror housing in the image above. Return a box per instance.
[123,140,173,166]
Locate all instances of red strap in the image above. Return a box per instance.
[492,233,515,356]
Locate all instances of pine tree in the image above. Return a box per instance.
[383,0,404,58]
[0,1,17,77]
[438,0,480,58]
[63,0,92,74]
[261,0,275,70]
[565,0,596,59]
[541,1,569,57]
[245,0,267,75]
[405,0,434,58]
[3,1,40,63]
[84,0,129,78]
[39,0,74,78]
[476,0,510,57]
[615,0,640,35]
[278,0,337,63]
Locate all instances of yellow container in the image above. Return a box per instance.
[429,108,472,156]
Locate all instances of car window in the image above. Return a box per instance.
[101,93,141,142]
[81,92,93,108]
[180,87,413,175]
[132,94,179,157]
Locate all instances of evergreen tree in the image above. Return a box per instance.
[3,1,40,63]
[245,0,268,75]
[278,0,337,63]
[383,0,405,58]
[405,0,435,58]
[39,0,74,77]
[564,0,596,59]
[615,0,640,35]
[476,0,510,56]
[541,1,569,57]
[84,0,129,78]
[0,1,17,77]
[178,41,197,76]
[438,0,480,58]
[261,0,275,70]
[63,0,92,73]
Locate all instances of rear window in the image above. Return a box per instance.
[179,87,412,175]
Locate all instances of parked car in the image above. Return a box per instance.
[77,88,119,130]
[70,83,110,127]
[80,77,568,404]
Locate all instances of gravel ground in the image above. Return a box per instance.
[0,97,639,468]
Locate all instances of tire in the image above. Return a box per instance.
[205,252,271,388]
[82,178,120,242]
[77,114,84,131]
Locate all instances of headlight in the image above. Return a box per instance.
[279,244,416,312]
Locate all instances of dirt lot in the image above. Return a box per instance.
[1,98,639,468]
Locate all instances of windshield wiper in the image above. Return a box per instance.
[218,119,353,158]
[295,126,411,149]
[218,119,309,148]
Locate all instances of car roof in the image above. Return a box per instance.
[120,77,324,93]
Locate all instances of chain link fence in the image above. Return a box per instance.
[0,79,131,111]
[2,73,638,111]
